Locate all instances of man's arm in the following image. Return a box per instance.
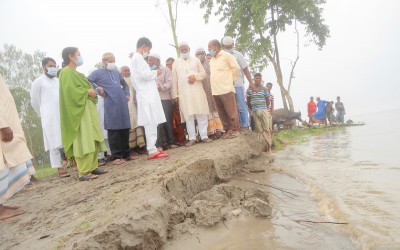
[171,62,179,102]
[30,79,41,116]
[160,67,172,91]
[193,59,206,82]
[227,54,240,81]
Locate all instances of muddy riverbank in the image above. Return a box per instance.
[1,133,273,249]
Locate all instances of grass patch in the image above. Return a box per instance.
[34,165,58,179]
[273,126,344,150]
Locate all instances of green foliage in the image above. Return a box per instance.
[273,126,342,150]
[0,44,47,165]
[198,0,330,71]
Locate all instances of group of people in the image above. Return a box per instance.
[307,96,346,125]
[0,36,276,219]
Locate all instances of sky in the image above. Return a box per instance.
[1,0,399,117]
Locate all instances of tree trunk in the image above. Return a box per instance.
[270,4,288,110]
[167,0,179,57]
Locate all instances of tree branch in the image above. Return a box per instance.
[288,20,300,94]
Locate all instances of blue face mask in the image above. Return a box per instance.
[46,67,58,77]
[76,56,83,66]
[149,64,158,70]
[209,50,216,57]
[224,49,234,54]
[180,52,190,59]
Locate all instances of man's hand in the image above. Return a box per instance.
[126,96,130,102]
[248,83,256,91]
[173,98,179,104]
[188,75,196,84]
[0,127,13,142]
[157,84,162,91]
[88,89,97,98]
[156,68,162,76]
[97,87,105,97]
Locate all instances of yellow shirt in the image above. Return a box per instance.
[209,51,240,95]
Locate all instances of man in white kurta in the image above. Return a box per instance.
[172,42,211,147]
[130,37,168,159]
[30,57,70,177]
[0,74,33,220]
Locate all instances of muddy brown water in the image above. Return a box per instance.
[167,109,400,250]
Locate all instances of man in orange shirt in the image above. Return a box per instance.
[307,96,317,123]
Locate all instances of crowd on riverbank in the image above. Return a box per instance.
[0,36,276,220]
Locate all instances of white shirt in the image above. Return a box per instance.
[30,74,62,151]
[130,53,166,126]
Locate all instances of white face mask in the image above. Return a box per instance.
[106,62,116,71]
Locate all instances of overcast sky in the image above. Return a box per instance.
[1,0,399,117]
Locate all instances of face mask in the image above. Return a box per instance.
[143,52,149,58]
[76,56,83,66]
[46,67,58,77]
[149,64,158,70]
[106,62,116,71]
[180,52,190,59]
[224,49,234,54]
[209,50,216,57]
[196,54,205,62]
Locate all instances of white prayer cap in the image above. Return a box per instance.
[222,36,234,45]
[148,53,160,60]
[178,41,189,48]
[196,47,206,53]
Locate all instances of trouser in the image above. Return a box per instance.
[75,144,99,176]
[108,129,130,159]
[49,148,63,168]
[144,124,158,155]
[235,86,250,128]
[157,100,175,146]
[213,92,240,132]
[98,139,111,160]
[186,114,209,140]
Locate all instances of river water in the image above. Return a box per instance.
[166,109,400,250]
[270,109,400,249]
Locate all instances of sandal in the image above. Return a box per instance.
[126,155,139,161]
[58,172,71,178]
[91,168,108,175]
[147,151,170,160]
[112,159,126,165]
[228,131,239,139]
[220,133,230,139]
[169,144,179,149]
[202,138,213,143]
[98,159,106,166]
[185,140,196,147]
[79,174,98,181]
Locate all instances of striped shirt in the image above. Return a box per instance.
[247,87,270,111]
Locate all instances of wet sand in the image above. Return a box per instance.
[0,133,271,249]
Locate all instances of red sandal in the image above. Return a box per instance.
[147,151,170,160]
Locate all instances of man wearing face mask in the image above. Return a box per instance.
[30,57,69,178]
[148,53,177,150]
[208,39,241,139]
[195,47,224,139]
[88,52,134,165]
[172,42,211,147]
[222,36,254,132]
[130,37,169,159]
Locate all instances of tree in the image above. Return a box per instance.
[156,0,192,57]
[0,44,47,164]
[198,0,330,111]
